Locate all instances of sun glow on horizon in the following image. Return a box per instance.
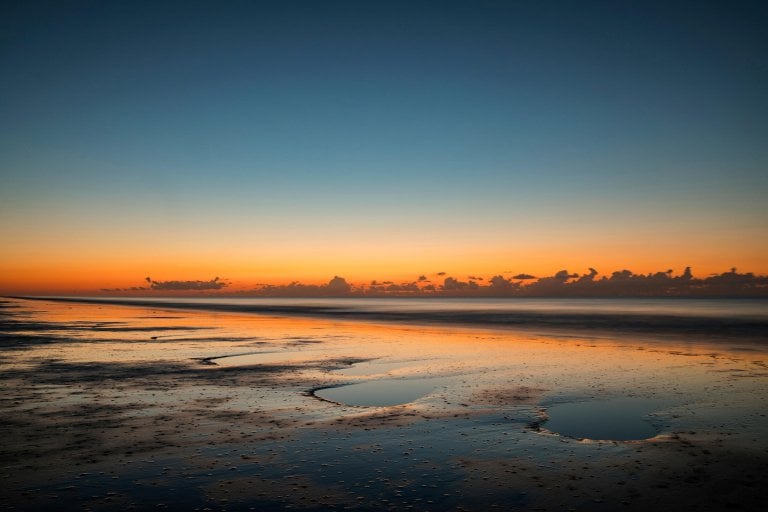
[1,2,766,296]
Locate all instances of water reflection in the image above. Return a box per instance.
[48,296,768,343]
[542,398,665,441]
[68,296,768,320]
[314,378,449,407]
[335,359,419,377]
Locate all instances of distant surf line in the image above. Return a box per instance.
[12,296,768,343]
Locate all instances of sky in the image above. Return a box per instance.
[1,0,767,294]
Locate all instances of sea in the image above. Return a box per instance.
[43,296,768,342]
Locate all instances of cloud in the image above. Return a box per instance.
[553,270,579,281]
[243,276,354,297]
[382,282,420,292]
[146,277,228,291]
[575,268,599,283]
[327,276,351,294]
[127,267,767,298]
[442,277,479,291]
[488,275,517,290]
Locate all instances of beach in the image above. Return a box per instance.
[1,296,767,511]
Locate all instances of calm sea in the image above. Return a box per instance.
[49,297,768,341]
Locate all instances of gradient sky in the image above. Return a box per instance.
[1,0,767,293]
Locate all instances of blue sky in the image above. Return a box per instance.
[1,0,767,291]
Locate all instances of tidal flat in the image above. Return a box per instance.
[1,297,767,511]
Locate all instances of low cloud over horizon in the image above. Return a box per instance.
[98,267,768,298]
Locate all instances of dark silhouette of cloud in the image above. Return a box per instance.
[244,276,353,297]
[488,275,519,292]
[97,268,767,298]
[510,267,768,297]
[146,277,228,291]
[442,277,479,291]
[379,282,420,293]
[555,270,579,281]
[609,270,634,281]
[576,268,599,283]
[101,286,149,292]
[327,276,351,294]
[442,277,460,290]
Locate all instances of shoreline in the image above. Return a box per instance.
[9,295,768,345]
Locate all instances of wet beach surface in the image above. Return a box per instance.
[1,297,767,511]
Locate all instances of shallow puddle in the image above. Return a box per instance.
[542,398,663,441]
[335,359,417,376]
[211,349,329,367]
[314,377,449,406]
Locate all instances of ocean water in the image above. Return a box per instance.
[48,296,768,341]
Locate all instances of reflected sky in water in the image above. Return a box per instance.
[72,297,768,319]
[315,378,450,407]
[543,398,665,441]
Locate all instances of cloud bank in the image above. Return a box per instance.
[97,268,768,297]
[145,277,228,291]
[253,268,767,297]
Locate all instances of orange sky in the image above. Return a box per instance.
[2,223,766,294]
[2,2,767,296]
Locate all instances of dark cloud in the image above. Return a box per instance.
[436,272,446,276]
[383,282,420,293]
[327,276,351,294]
[146,277,228,291]
[243,276,353,297]
[127,267,767,298]
[609,270,634,281]
[442,277,479,291]
[525,270,579,291]
[515,267,768,297]
[488,275,518,290]
[575,268,599,283]
[554,270,579,281]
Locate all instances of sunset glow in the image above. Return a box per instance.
[1,1,766,295]
[3,4,768,510]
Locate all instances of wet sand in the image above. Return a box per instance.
[1,297,767,511]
